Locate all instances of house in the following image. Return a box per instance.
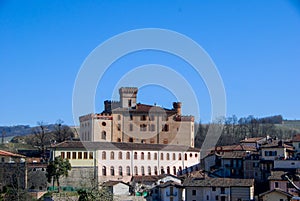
[259,188,293,201]
[148,181,183,201]
[102,180,130,196]
[240,137,266,149]
[51,141,200,186]
[79,87,195,147]
[268,171,300,196]
[183,177,254,201]
[292,134,300,155]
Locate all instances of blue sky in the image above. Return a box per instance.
[0,0,300,126]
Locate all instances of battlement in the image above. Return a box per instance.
[119,87,138,94]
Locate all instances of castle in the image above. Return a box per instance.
[79,87,195,147]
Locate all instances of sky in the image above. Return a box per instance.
[0,0,300,126]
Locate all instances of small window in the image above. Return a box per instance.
[72,152,76,159]
[141,152,145,160]
[102,151,106,160]
[129,124,133,131]
[117,124,121,131]
[178,153,182,160]
[61,152,65,159]
[134,166,138,175]
[67,152,71,159]
[102,166,106,176]
[126,152,130,160]
[84,152,88,159]
[148,166,151,175]
[102,122,106,126]
[192,190,196,196]
[78,152,82,159]
[110,166,115,176]
[134,152,138,160]
[126,166,130,176]
[118,151,122,159]
[212,187,216,191]
[275,182,279,188]
[141,166,145,175]
[141,115,147,121]
[129,137,133,142]
[161,153,164,160]
[162,124,169,132]
[101,131,106,140]
[185,153,187,160]
[140,124,147,131]
[119,166,123,176]
[154,153,158,160]
[166,153,170,160]
[173,153,176,160]
[110,151,114,160]
[148,152,151,160]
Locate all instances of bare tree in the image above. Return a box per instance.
[32,121,51,159]
[53,119,74,143]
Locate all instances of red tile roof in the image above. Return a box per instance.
[240,137,265,143]
[0,150,25,158]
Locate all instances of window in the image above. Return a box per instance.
[118,152,122,159]
[161,153,164,160]
[167,153,170,160]
[128,99,132,107]
[185,153,187,160]
[162,124,169,132]
[190,153,193,158]
[178,153,182,160]
[117,138,121,142]
[212,187,216,191]
[102,151,106,160]
[101,131,106,140]
[119,166,123,176]
[216,195,219,200]
[118,115,121,120]
[141,115,147,121]
[173,166,176,175]
[221,187,225,194]
[192,190,196,196]
[149,115,155,121]
[195,153,198,158]
[134,152,138,160]
[72,152,76,159]
[149,124,155,131]
[207,195,209,200]
[110,151,114,160]
[67,152,71,159]
[140,124,147,131]
[117,124,121,131]
[134,166,138,175]
[167,166,170,174]
[126,166,130,176]
[129,124,133,131]
[141,166,145,175]
[110,166,115,176]
[129,137,133,142]
[163,139,168,144]
[275,182,279,188]
[148,152,151,160]
[102,166,106,176]
[89,152,93,159]
[154,153,157,160]
[141,152,144,160]
[84,152,88,159]
[78,152,82,159]
[61,152,65,159]
[148,166,151,175]
[173,153,176,160]
[161,167,164,174]
[126,152,130,160]
[154,166,158,175]
[102,122,106,126]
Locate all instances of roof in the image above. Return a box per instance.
[52,141,200,152]
[293,134,300,142]
[102,180,129,187]
[259,188,293,198]
[261,141,294,151]
[183,177,254,187]
[240,137,265,143]
[132,175,163,183]
[216,144,256,152]
[221,151,247,159]
[0,150,26,158]
[158,181,182,188]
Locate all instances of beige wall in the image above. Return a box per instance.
[261,191,290,201]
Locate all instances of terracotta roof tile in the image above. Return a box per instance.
[0,150,25,158]
[183,177,254,187]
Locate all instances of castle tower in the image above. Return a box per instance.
[119,87,138,108]
[173,102,182,115]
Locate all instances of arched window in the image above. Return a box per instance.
[102,166,106,176]
[110,151,114,160]
[141,152,144,160]
[147,152,151,160]
[141,166,145,176]
[110,166,115,176]
[173,153,176,160]
[154,153,158,160]
[154,166,158,175]
[119,166,123,176]
[166,153,170,160]
[167,166,170,174]
[173,166,176,175]
[126,152,130,160]
[179,153,182,160]
[134,166,138,175]
[118,151,122,159]
[161,166,164,174]
[102,151,106,160]
[134,152,138,160]
[148,166,151,175]
[185,153,187,160]
[126,166,130,176]
[101,131,106,140]
[160,153,164,160]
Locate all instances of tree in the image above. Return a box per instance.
[78,186,113,201]
[32,121,51,159]
[46,156,71,192]
[53,119,74,143]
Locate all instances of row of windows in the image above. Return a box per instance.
[264,151,277,156]
[117,114,169,121]
[60,151,94,160]
[81,122,90,128]
[102,151,198,160]
[116,123,169,132]
[101,165,183,176]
